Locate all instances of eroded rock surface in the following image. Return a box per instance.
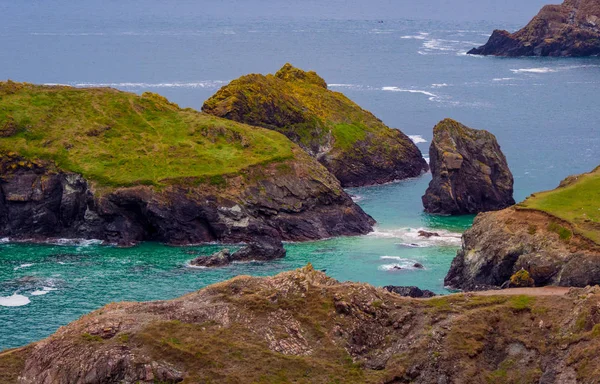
[190,238,286,267]
[469,0,600,56]
[5,266,600,383]
[422,119,515,215]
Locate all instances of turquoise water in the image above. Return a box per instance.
[1,0,600,349]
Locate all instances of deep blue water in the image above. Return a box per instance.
[0,0,599,349]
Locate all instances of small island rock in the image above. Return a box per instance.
[469,0,600,57]
[422,119,515,215]
[190,239,286,268]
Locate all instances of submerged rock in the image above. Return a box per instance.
[418,230,439,238]
[202,63,428,187]
[384,285,435,298]
[469,0,600,57]
[190,239,286,267]
[422,119,515,215]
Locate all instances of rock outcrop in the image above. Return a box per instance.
[190,238,286,267]
[0,82,374,246]
[202,64,428,187]
[445,167,600,291]
[469,0,600,56]
[383,285,436,298]
[5,265,600,383]
[422,119,515,215]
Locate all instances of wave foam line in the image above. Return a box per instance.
[408,135,427,144]
[368,227,462,247]
[0,294,31,307]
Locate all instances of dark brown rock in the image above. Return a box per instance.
[469,0,600,57]
[418,230,439,238]
[0,151,374,246]
[190,238,286,267]
[384,286,436,298]
[422,119,515,215]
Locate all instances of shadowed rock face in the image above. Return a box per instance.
[422,119,515,215]
[202,63,428,187]
[0,150,374,246]
[5,266,600,383]
[469,0,600,57]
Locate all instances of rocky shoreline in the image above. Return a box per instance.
[4,266,600,383]
[469,0,600,57]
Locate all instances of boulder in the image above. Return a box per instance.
[469,0,600,57]
[418,230,439,238]
[422,119,515,215]
[190,239,286,267]
[383,286,436,298]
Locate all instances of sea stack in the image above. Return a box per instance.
[469,0,600,57]
[202,63,428,187]
[422,119,515,215]
[445,166,600,291]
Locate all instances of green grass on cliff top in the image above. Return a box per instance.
[519,166,600,243]
[0,81,294,188]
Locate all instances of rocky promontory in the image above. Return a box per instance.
[4,265,600,383]
[202,63,428,187]
[422,119,515,215]
[469,0,600,56]
[0,81,374,246]
[446,167,600,291]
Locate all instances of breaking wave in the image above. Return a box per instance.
[408,135,427,144]
[368,227,462,247]
[0,294,31,307]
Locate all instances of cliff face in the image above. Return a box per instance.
[202,64,428,187]
[469,0,600,56]
[446,167,600,291]
[422,119,515,215]
[4,266,600,383]
[0,82,374,245]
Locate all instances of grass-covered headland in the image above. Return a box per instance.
[0,81,294,188]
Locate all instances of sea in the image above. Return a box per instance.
[0,0,599,349]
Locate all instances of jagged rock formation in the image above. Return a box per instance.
[202,64,428,187]
[469,0,600,56]
[422,119,515,215]
[0,82,374,246]
[446,167,600,291]
[190,238,286,267]
[4,266,600,383]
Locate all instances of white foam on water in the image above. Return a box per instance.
[0,294,31,307]
[30,287,57,296]
[368,227,462,247]
[381,87,438,101]
[493,77,515,81]
[185,262,208,269]
[423,156,430,164]
[13,263,34,271]
[431,83,448,88]
[510,67,556,74]
[378,256,423,271]
[350,194,364,202]
[45,81,228,89]
[408,135,427,144]
[51,238,104,246]
[0,237,10,243]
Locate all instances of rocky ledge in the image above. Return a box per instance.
[0,82,374,246]
[422,119,515,215]
[446,167,600,290]
[469,0,600,57]
[4,266,600,383]
[190,238,286,267]
[202,63,428,187]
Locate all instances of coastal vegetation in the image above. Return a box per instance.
[0,81,294,189]
[518,166,600,243]
[203,64,428,187]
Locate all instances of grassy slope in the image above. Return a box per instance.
[203,64,412,157]
[519,166,600,243]
[0,81,294,188]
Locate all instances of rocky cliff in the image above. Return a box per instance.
[3,266,600,383]
[202,64,428,187]
[446,167,600,291]
[422,119,515,215]
[469,0,600,56]
[0,81,374,246]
